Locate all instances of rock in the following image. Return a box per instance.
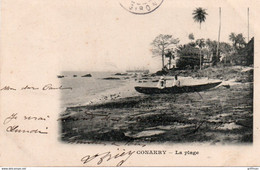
[115,73,128,76]
[155,70,168,76]
[57,75,64,78]
[141,77,151,80]
[81,74,92,77]
[222,85,230,88]
[103,77,120,80]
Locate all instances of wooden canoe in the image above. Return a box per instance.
[135,81,222,94]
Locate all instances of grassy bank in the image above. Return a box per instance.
[170,65,253,83]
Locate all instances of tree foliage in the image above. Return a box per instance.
[196,38,206,48]
[151,34,179,69]
[227,33,254,65]
[192,7,208,29]
[188,33,195,41]
[229,33,246,50]
[176,43,200,69]
[219,42,232,54]
[205,39,219,65]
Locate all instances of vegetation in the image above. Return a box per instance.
[188,33,195,41]
[192,7,208,69]
[232,37,254,65]
[151,34,179,70]
[151,32,253,72]
[164,49,175,70]
[192,7,208,29]
[176,44,200,69]
[150,8,253,73]
[172,65,253,83]
[229,33,246,50]
[226,33,253,65]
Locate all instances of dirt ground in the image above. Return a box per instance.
[60,81,253,145]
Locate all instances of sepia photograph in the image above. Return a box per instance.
[59,4,254,145]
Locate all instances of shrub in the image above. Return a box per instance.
[176,56,200,70]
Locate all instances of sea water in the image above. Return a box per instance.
[59,72,219,110]
[60,72,127,109]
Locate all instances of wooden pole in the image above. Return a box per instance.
[200,49,202,70]
[216,7,221,64]
[162,49,164,70]
[248,8,250,43]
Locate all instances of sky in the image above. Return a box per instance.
[58,1,254,72]
[2,0,256,74]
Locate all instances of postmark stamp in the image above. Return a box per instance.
[119,0,164,15]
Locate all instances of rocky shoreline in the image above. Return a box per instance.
[60,66,253,144]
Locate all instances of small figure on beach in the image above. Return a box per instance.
[157,76,166,89]
[172,75,181,87]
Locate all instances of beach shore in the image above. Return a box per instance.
[60,66,253,144]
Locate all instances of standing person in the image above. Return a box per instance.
[157,76,166,89]
[173,75,181,87]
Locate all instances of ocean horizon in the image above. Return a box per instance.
[60,71,135,110]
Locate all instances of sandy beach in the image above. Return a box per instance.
[60,66,253,145]
[60,75,222,113]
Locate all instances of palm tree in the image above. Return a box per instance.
[229,33,236,44]
[192,8,207,69]
[229,33,246,50]
[192,7,208,29]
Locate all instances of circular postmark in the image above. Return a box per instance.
[119,0,164,15]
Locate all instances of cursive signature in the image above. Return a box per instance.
[21,85,39,90]
[3,113,18,125]
[81,149,135,166]
[0,86,16,91]
[1,84,72,91]
[42,84,72,90]
[6,125,48,134]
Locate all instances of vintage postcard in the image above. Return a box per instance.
[0,0,259,167]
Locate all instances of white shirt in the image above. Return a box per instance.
[157,77,166,89]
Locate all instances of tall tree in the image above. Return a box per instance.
[219,42,232,64]
[192,7,208,29]
[192,7,207,69]
[229,33,247,64]
[229,33,246,50]
[196,38,206,49]
[205,39,219,65]
[196,38,206,69]
[236,34,246,49]
[216,7,222,64]
[165,49,175,69]
[229,33,236,43]
[151,34,179,70]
